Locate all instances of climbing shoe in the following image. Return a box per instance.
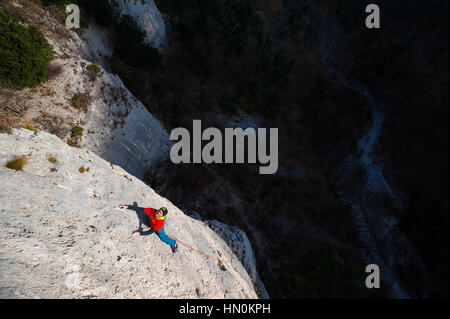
[171,244,178,253]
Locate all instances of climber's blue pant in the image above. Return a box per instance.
[156,228,176,247]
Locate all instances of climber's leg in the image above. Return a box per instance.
[156,229,176,247]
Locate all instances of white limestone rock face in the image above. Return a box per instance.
[80,21,115,67]
[205,220,270,299]
[0,129,258,299]
[109,0,167,49]
[21,53,170,179]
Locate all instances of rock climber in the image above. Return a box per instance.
[119,205,178,253]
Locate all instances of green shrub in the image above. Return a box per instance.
[71,126,84,138]
[87,63,101,73]
[0,9,53,89]
[86,64,101,81]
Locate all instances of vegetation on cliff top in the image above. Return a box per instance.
[0,8,53,89]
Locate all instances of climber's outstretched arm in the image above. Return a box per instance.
[119,204,140,212]
[119,204,154,236]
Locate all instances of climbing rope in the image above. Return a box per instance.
[167,235,227,271]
